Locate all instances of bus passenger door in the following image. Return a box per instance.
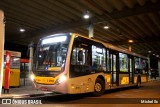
[129,57,134,84]
[110,52,118,86]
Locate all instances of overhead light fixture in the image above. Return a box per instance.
[104,25,109,29]
[83,11,90,19]
[148,51,151,53]
[128,39,133,43]
[153,54,155,56]
[156,55,159,57]
[20,28,25,32]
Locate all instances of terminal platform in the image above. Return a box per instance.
[0,79,54,98]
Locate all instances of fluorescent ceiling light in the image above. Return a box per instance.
[42,36,67,45]
[96,48,102,53]
[84,14,90,19]
[83,11,90,19]
[104,26,109,29]
[128,40,133,43]
[20,28,25,32]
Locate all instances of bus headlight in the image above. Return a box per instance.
[30,74,35,81]
[56,75,67,84]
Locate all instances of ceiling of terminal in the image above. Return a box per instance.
[0,0,160,57]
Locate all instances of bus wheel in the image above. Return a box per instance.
[93,78,105,96]
[136,77,141,88]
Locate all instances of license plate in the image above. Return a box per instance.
[41,87,48,91]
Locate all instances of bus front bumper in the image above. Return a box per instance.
[33,81,68,94]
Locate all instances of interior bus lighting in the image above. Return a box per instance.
[42,36,67,44]
[96,47,103,53]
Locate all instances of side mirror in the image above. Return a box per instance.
[78,50,83,61]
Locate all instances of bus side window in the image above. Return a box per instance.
[71,47,89,65]
[70,42,91,77]
[91,45,106,72]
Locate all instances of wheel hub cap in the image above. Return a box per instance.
[95,83,102,92]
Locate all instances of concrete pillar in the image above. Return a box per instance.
[0,10,4,96]
[88,24,94,38]
[128,45,132,52]
[148,54,151,79]
[29,42,34,76]
[158,59,160,77]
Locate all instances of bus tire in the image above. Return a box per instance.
[136,77,141,88]
[93,78,105,96]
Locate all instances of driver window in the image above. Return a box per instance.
[71,47,89,65]
[70,40,91,78]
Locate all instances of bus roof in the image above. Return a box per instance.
[73,33,147,59]
[39,33,147,59]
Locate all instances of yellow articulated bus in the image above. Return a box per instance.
[3,50,21,87]
[31,33,148,96]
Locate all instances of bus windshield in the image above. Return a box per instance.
[34,35,71,72]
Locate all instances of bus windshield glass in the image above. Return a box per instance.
[34,34,71,72]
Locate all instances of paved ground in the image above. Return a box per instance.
[33,80,160,102]
[0,77,160,107]
[0,78,160,107]
[1,77,159,98]
[0,79,48,98]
